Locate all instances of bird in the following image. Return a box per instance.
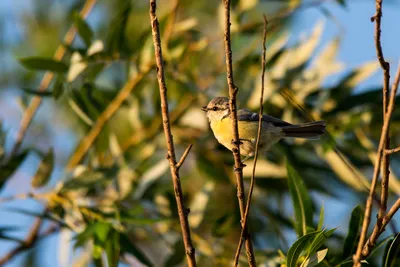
[202,96,326,161]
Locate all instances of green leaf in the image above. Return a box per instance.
[74,223,97,249]
[287,231,321,267]
[286,162,313,236]
[19,57,69,72]
[21,88,53,97]
[317,205,324,230]
[105,229,120,267]
[31,148,54,188]
[342,205,364,259]
[120,234,153,266]
[383,233,400,267]
[304,228,335,264]
[368,236,393,258]
[0,151,29,188]
[73,12,94,47]
[52,75,65,99]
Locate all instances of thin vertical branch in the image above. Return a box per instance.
[149,1,196,266]
[234,15,268,267]
[222,0,256,266]
[353,0,395,265]
[10,0,97,157]
[372,0,391,250]
[361,64,400,258]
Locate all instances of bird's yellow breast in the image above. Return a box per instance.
[210,117,259,151]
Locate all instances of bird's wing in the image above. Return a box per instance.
[237,109,292,127]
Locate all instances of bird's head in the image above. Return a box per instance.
[202,96,230,122]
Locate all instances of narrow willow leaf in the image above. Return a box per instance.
[317,205,324,230]
[0,151,29,187]
[105,229,120,267]
[305,228,335,264]
[383,233,400,267]
[31,148,54,188]
[52,74,65,99]
[302,248,329,267]
[120,234,153,266]
[19,57,69,72]
[287,231,321,267]
[21,88,53,97]
[286,162,313,236]
[364,235,394,264]
[73,12,93,47]
[342,205,363,259]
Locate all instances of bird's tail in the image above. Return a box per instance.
[281,121,326,139]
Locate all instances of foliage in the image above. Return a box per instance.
[0,0,399,266]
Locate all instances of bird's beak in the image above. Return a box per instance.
[201,106,207,112]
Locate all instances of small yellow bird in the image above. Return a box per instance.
[202,97,326,161]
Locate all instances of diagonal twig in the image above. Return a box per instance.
[149,1,196,266]
[10,0,97,158]
[176,144,193,171]
[222,0,256,265]
[234,15,268,267]
[385,146,400,155]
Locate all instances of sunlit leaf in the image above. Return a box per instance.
[67,52,88,82]
[287,231,320,267]
[305,228,335,263]
[31,148,54,188]
[317,205,324,231]
[19,57,69,72]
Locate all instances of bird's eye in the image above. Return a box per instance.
[212,107,218,111]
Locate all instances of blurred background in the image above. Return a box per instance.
[0,0,400,266]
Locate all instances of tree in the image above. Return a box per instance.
[0,0,399,266]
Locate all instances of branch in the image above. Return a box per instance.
[373,0,392,261]
[176,144,193,171]
[353,0,390,265]
[385,146,400,155]
[234,15,267,267]
[10,0,97,158]
[359,64,400,259]
[0,211,59,265]
[149,1,196,266]
[222,1,256,266]
[66,66,152,169]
